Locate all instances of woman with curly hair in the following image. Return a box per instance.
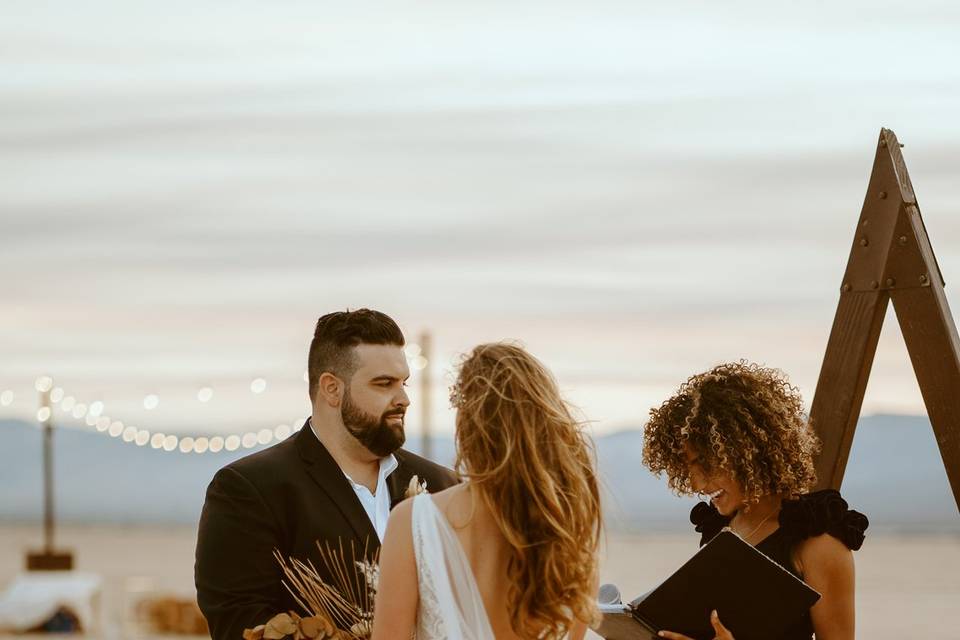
[372,343,601,640]
[643,361,868,640]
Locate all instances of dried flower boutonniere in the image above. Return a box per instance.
[405,475,428,499]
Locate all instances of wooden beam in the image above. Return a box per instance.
[810,128,904,489]
[810,128,960,513]
[890,205,960,508]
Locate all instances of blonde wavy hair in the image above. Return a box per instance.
[642,361,820,505]
[451,342,601,639]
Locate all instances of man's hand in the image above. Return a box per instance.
[657,610,735,640]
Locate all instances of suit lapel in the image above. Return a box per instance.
[295,420,378,545]
[387,453,415,510]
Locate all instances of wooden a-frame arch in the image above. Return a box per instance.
[809,127,960,513]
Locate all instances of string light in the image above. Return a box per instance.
[11,377,312,456]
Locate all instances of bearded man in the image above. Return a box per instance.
[195,309,456,640]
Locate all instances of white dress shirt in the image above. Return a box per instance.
[310,422,398,541]
[342,454,398,542]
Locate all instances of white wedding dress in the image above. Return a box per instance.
[411,493,495,640]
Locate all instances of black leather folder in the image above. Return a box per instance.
[595,530,820,640]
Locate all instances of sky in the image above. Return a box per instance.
[3,0,960,442]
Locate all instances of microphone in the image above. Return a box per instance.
[598,583,622,605]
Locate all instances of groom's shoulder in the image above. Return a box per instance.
[395,449,458,488]
[217,433,300,482]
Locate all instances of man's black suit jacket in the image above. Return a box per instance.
[195,420,457,640]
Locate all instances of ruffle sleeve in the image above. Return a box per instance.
[689,501,731,547]
[778,489,869,551]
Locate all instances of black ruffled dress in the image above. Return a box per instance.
[689,490,869,640]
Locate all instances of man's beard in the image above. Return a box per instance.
[341,388,406,457]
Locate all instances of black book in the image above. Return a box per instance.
[595,530,820,640]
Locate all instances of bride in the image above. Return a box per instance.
[371,342,601,640]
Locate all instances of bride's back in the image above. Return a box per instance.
[431,484,523,639]
[443,342,602,640]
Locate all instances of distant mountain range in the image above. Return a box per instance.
[1,415,957,532]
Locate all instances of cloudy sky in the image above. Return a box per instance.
[3,0,960,441]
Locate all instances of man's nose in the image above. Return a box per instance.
[395,387,410,408]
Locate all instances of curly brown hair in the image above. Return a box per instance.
[452,342,601,639]
[642,360,820,505]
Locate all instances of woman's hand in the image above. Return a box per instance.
[657,610,734,640]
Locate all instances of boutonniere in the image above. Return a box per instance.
[405,474,428,499]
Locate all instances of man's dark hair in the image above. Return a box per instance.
[307,309,405,400]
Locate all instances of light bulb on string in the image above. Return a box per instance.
[35,376,53,393]
[250,378,267,394]
[143,395,159,410]
[122,426,138,442]
[257,428,273,445]
[197,387,214,403]
[95,417,111,432]
[209,437,224,453]
[194,437,209,454]
[150,433,165,449]
[37,407,51,422]
[61,396,75,412]
[225,435,241,452]
[135,430,150,446]
[179,437,195,453]
[72,403,88,419]
[162,435,178,452]
[50,387,63,403]
[109,421,124,437]
[274,424,291,441]
[88,401,104,418]
[241,433,258,449]
[0,390,13,407]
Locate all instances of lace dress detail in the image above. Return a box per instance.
[411,493,494,640]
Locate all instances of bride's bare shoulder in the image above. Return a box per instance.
[430,482,471,507]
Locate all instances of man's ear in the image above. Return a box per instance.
[317,372,344,408]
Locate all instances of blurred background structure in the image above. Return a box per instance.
[2,1,960,638]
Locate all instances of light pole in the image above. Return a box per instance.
[419,332,433,462]
[27,378,73,571]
